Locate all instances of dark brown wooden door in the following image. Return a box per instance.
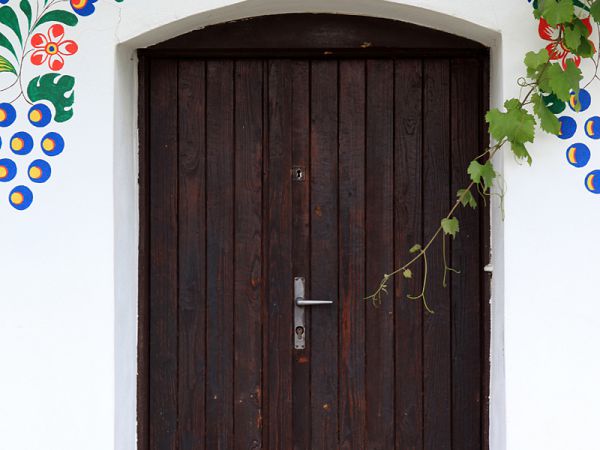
[140,53,488,450]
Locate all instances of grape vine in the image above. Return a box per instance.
[366,0,600,311]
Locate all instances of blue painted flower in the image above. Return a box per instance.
[10,132,34,155]
[0,0,9,4]
[28,160,52,183]
[9,186,33,210]
[70,0,97,16]
[0,103,17,127]
[0,159,17,182]
[40,132,65,156]
[28,103,52,127]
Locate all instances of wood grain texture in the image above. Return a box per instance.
[423,59,452,450]
[141,52,490,450]
[310,59,340,449]
[205,59,235,450]
[137,53,150,450]
[338,59,367,450]
[148,58,179,450]
[365,58,395,450]
[288,60,312,450]
[234,59,264,449]
[266,59,294,449]
[394,59,424,450]
[450,58,483,450]
[177,59,207,450]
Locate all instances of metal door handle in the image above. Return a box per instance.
[295,298,333,306]
[294,277,335,350]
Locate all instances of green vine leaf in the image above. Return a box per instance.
[402,269,413,279]
[441,217,460,239]
[0,54,17,74]
[486,99,536,145]
[0,6,23,45]
[0,31,17,60]
[468,160,496,191]
[540,0,574,26]
[19,0,32,29]
[457,189,477,209]
[36,10,79,29]
[524,49,549,75]
[409,244,422,254]
[532,93,561,135]
[541,61,583,101]
[590,0,600,22]
[511,142,533,165]
[27,73,75,122]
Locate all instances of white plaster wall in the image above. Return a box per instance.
[0,1,599,449]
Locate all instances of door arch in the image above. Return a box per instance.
[137,13,490,450]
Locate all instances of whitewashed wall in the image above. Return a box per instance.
[0,1,599,449]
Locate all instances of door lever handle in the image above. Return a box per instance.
[295,298,334,306]
[294,277,335,350]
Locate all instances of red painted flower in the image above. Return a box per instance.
[539,17,595,70]
[30,24,78,71]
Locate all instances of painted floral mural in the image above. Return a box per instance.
[528,0,600,194]
[0,0,123,210]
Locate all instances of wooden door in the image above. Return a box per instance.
[139,14,489,450]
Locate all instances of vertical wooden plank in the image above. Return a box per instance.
[205,59,235,450]
[394,59,424,450]
[178,60,206,450]
[450,58,482,450]
[265,59,294,449]
[338,59,366,450]
[422,59,452,450]
[148,58,178,450]
[137,54,150,450]
[310,59,339,449]
[481,55,491,450]
[290,60,312,450]
[233,59,264,449]
[365,59,394,450]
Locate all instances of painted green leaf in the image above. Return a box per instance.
[402,269,412,279]
[36,10,78,29]
[0,31,17,60]
[0,54,16,74]
[27,73,75,122]
[541,0,574,26]
[20,0,32,29]
[456,188,477,209]
[532,93,561,135]
[0,6,22,45]
[542,92,566,114]
[441,217,460,239]
[467,160,496,191]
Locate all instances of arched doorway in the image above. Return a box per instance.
[137,13,490,449]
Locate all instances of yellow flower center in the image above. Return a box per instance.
[29,166,42,180]
[45,43,59,55]
[43,138,55,151]
[11,192,24,205]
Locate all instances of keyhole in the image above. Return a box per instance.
[292,166,305,182]
[296,326,305,340]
